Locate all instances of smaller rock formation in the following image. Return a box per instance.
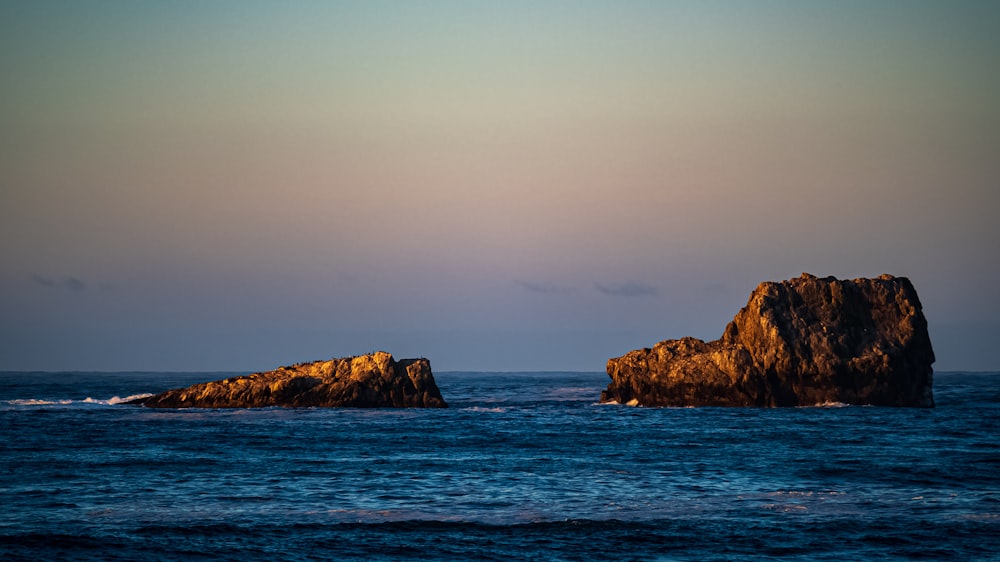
[601,274,935,407]
[129,352,447,408]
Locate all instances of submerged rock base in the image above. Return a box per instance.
[130,351,447,408]
[601,274,935,407]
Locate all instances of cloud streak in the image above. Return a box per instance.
[31,275,88,292]
[31,274,56,288]
[594,281,659,298]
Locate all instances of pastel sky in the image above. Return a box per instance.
[2,1,998,372]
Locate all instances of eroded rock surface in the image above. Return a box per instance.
[130,352,447,408]
[601,274,935,407]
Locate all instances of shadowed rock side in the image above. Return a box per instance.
[601,274,935,407]
[129,352,447,408]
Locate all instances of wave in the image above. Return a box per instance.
[810,401,851,408]
[7,399,76,406]
[7,516,994,561]
[596,399,642,406]
[5,393,152,407]
[461,406,508,413]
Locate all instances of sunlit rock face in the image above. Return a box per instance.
[601,274,935,407]
[130,352,447,408]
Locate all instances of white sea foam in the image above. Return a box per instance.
[812,401,850,408]
[7,399,74,406]
[594,399,643,407]
[6,393,152,407]
[99,393,153,405]
[462,406,508,413]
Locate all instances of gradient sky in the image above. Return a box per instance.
[2,1,999,372]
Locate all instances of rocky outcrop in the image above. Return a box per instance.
[601,274,935,407]
[130,352,447,408]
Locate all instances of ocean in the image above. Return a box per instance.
[1,370,998,561]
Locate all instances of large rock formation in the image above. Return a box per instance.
[130,352,447,408]
[601,274,935,407]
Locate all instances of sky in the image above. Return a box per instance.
[2,1,999,372]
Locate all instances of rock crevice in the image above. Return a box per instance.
[601,274,935,407]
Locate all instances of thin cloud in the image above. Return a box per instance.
[65,277,87,291]
[516,280,575,295]
[31,274,89,292]
[594,281,659,297]
[31,274,56,287]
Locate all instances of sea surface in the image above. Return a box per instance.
[1,370,998,561]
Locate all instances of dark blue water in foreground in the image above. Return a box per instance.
[1,371,998,561]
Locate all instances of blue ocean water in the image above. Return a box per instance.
[1,370,998,561]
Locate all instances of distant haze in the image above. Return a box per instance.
[2,1,998,372]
